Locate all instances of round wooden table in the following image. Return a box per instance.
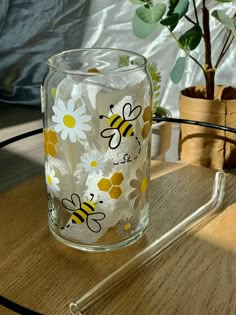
[1,159,236,315]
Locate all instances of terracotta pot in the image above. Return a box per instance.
[179,86,236,169]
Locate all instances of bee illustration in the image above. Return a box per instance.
[99,103,142,150]
[62,193,105,233]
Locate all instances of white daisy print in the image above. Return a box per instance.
[80,151,105,174]
[45,161,60,196]
[52,98,91,143]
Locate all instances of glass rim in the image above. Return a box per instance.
[47,48,147,76]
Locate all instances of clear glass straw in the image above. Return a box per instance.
[70,171,226,315]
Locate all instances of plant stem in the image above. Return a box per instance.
[169,30,206,77]
[215,33,234,69]
[202,0,215,99]
[184,15,196,25]
[215,14,236,69]
[192,0,199,25]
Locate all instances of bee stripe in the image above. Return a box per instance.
[109,115,121,128]
[82,202,95,214]
[108,114,134,137]
[71,211,85,224]
[119,121,133,137]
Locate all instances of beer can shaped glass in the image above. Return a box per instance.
[42,48,152,252]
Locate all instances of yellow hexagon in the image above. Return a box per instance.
[111,172,124,185]
[109,186,122,199]
[97,178,112,192]
[142,106,152,124]
[43,130,49,143]
[47,143,57,157]
[44,142,48,156]
[48,130,58,145]
[141,121,151,139]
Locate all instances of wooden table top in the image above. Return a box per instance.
[0,160,236,315]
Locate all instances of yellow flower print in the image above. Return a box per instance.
[51,87,57,98]
[44,129,58,157]
[128,162,149,209]
[116,216,138,237]
[80,151,105,174]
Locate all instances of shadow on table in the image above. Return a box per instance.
[0,103,41,129]
[0,148,44,192]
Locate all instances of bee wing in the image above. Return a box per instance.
[86,212,106,233]
[123,103,142,121]
[62,193,81,213]
[101,128,121,149]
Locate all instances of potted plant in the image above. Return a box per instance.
[129,0,236,169]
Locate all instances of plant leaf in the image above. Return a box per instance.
[214,0,236,3]
[179,25,202,50]
[160,13,179,26]
[170,56,186,84]
[171,0,189,20]
[147,62,161,111]
[132,12,157,38]
[136,4,166,24]
[167,0,189,31]
[212,10,236,32]
[118,55,130,67]
[129,0,146,4]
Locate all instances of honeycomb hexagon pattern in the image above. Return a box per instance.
[111,172,124,185]
[109,186,122,199]
[97,178,112,192]
[141,106,152,139]
[44,129,58,157]
[97,172,124,199]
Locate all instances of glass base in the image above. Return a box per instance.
[49,224,148,252]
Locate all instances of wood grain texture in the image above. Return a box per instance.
[91,201,236,315]
[0,164,236,315]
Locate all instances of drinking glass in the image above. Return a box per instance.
[41,48,152,252]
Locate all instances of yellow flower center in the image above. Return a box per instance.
[51,87,57,98]
[90,160,98,168]
[63,114,76,128]
[140,177,148,193]
[123,223,131,231]
[47,175,53,185]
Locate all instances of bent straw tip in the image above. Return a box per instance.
[69,303,82,315]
